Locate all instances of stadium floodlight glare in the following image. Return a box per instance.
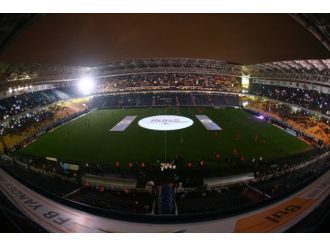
[77,77,96,95]
[241,75,250,89]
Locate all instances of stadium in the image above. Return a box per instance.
[0,14,329,233]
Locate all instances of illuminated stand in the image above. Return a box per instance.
[241,75,250,93]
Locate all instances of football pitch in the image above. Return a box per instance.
[20,107,312,171]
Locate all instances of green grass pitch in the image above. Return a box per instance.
[19,107,312,173]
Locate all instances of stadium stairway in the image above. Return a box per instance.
[52,89,71,100]
[190,93,196,106]
[155,185,177,215]
[40,91,53,103]
[224,95,231,106]
[176,95,180,106]
[207,94,214,107]
[152,95,156,107]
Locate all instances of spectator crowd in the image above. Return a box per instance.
[250,83,330,115]
[242,96,330,146]
[97,73,241,93]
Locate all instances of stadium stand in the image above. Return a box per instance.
[177,93,194,106]
[66,188,155,214]
[96,73,241,94]
[92,92,240,109]
[1,145,328,216]
[0,87,77,121]
[154,93,177,106]
[0,63,328,222]
[0,98,89,153]
[156,184,176,215]
[249,83,330,115]
[242,96,330,146]
[192,94,212,106]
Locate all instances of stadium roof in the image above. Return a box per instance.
[1,14,330,88]
[0,14,39,55]
[291,14,330,52]
[1,14,330,66]
[1,57,330,90]
[242,59,330,86]
[244,59,330,72]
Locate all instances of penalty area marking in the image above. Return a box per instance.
[110,116,137,132]
[195,115,222,131]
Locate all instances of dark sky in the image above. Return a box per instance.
[1,14,329,66]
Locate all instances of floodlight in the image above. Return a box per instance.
[77,77,95,95]
[241,75,250,89]
[242,101,249,107]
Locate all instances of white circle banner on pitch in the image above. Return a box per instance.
[138,115,193,131]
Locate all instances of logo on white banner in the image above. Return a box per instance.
[138,115,193,131]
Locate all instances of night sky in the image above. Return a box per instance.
[1,14,329,66]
